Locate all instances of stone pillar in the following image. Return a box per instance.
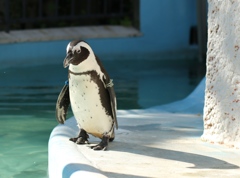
[202,0,240,148]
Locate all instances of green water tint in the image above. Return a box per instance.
[0,59,204,177]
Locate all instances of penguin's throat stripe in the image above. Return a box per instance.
[68,69,89,76]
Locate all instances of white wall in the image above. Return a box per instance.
[202,0,240,148]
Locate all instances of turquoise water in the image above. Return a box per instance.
[0,59,204,178]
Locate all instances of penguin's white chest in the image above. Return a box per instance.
[69,73,113,138]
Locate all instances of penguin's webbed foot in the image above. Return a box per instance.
[91,135,109,151]
[70,129,89,144]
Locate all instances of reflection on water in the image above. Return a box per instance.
[0,58,205,177]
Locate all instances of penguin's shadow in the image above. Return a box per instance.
[81,125,239,170]
[109,141,239,169]
[67,123,239,170]
[63,140,239,178]
[106,124,239,170]
[60,119,239,178]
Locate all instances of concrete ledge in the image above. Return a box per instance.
[0,25,141,44]
[48,118,107,178]
[48,78,240,178]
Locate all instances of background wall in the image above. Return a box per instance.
[0,0,197,68]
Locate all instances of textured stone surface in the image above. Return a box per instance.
[202,0,240,148]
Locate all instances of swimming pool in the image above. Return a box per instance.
[0,58,204,178]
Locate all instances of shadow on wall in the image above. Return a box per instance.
[110,142,239,169]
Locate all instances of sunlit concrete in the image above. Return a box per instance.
[48,78,240,178]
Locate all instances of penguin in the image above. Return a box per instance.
[56,40,118,150]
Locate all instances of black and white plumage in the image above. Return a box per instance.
[56,40,118,150]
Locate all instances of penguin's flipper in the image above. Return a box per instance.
[56,84,70,124]
[95,55,118,129]
[106,79,118,129]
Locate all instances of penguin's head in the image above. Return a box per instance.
[63,40,92,68]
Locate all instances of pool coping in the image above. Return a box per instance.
[48,78,240,178]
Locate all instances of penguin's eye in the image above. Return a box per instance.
[77,49,81,53]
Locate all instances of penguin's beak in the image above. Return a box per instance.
[63,53,73,68]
